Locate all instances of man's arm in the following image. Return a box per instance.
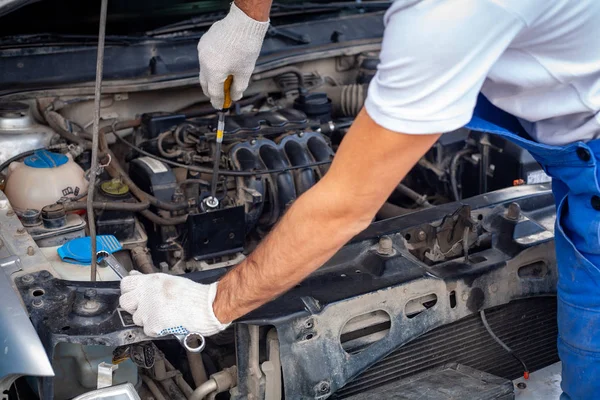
[213,108,440,323]
[235,0,272,22]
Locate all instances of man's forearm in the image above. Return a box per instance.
[213,180,369,323]
[211,109,441,323]
[235,0,272,21]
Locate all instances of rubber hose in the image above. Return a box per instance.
[140,209,187,226]
[104,151,189,212]
[323,83,368,118]
[63,200,150,212]
[189,379,218,400]
[376,202,413,220]
[130,246,157,274]
[157,130,184,158]
[141,375,168,400]
[44,110,92,148]
[252,66,306,91]
[450,149,474,201]
[396,183,433,208]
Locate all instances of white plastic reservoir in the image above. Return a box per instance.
[5,149,88,212]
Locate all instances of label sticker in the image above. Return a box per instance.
[526,170,551,184]
[138,157,168,173]
[117,308,136,327]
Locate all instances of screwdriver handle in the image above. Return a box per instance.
[223,75,234,109]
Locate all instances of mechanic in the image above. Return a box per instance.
[120,1,600,398]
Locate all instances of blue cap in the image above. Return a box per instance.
[57,235,123,265]
[24,150,68,168]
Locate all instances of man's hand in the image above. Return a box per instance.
[119,271,229,337]
[197,2,270,109]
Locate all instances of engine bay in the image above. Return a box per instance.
[0,50,557,400]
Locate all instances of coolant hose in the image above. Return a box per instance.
[63,200,150,212]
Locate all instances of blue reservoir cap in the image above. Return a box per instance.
[57,235,123,265]
[24,150,68,168]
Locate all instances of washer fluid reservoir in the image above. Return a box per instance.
[5,150,88,212]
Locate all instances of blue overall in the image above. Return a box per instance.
[467,96,600,399]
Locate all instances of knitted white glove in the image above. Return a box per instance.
[119,271,230,337]
[197,3,269,109]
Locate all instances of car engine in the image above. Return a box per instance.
[0,50,557,400]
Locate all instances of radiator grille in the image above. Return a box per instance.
[334,297,558,399]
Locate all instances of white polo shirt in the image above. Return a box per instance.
[365,0,600,146]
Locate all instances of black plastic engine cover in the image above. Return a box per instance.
[190,108,308,140]
[186,206,246,260]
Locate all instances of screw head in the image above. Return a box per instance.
[21,275,34,284]
[304,319,314,329]
[16,227,26,234]
[377,236,394,256]
[318,382,330,393]
[462,292,469,301]
[506,202,521,220]
[27,246,35,256]
[84,289,97,300]
[417,231,427,241]
[517,382,527,390]
[32,298,43,308]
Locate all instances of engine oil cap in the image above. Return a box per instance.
[24,150,68,168]
[100,179,130,197]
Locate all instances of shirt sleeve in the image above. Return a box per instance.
[365,0,526,134]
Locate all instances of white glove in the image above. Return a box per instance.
[197,3,269,109]
[119,271,230,337]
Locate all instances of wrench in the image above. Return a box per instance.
[99,251,207,353]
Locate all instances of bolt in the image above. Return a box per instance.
[318,382,330,393]
[21,275,34,284]
[27,246,35,256]
[40,270,51,278]
[173,251,182,259]
[298,132,305,137]
[16,227,25,234]
[57,294,67,301]
[6,210,15,216]
[229,232,235,239]
[490,284,498,293]
[506,202,521,221]
[83,300,100,312]
[250,139,257,145]
[462,292,469,301]
[517,382,527,390]
[417,231,427,241]
[377,236,394,256]
[84,289,97,300]
[32,298,43,308]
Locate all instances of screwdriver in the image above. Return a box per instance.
[205,75,233,209]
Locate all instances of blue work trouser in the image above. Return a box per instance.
[466,104,600,399]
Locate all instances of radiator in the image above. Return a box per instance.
[334,297,558,399]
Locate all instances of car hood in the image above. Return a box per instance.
[0,0,39,17]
